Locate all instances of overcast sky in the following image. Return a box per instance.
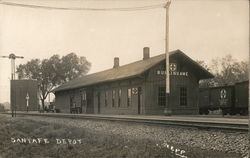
[0,0,249,103]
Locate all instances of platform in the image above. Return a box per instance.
[3,111,248,131]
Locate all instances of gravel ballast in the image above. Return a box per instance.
[22,115,248,158]
[1,114,248,158]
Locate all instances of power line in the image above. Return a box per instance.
[0,1,166,11]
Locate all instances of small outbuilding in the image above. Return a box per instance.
[52,48,213,115]
[11,80,39,111]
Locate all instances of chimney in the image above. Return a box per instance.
[113,57,119,68]
[143,47,150,60]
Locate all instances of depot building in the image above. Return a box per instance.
[52,48,213,115]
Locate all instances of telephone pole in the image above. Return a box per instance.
[0,53,24,117]
[164,0,172,116]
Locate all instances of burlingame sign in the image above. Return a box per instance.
[157,63,188,77]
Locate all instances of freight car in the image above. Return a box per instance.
[234,81,248,115]
[199,81,248,115]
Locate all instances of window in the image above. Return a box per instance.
[70,96,75,107]
[180,87,187,106]
[105,91,108,107]
[82,91,87,101]
[112,90,116,107]
[118,89,122,107]
[127,88,132,107]
[158,87,166,106]
[81,91,87,109]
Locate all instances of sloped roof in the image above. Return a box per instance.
[52,50,213,92]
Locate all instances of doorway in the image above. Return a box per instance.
[138,87,142,114]
[97,92,101,114]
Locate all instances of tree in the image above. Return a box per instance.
[198,55,249,87]
[196,60,214,87]
[196,60,210,71]
[16,53,91,110]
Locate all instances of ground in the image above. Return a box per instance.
[0,114,247,158]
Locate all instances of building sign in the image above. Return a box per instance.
[169,63,177,72]
[157,63,188,77]
[157,70,166,75]
[170,71,188,76]
[132,88,138,95]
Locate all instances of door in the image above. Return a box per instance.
[70,96,74,113]
[97,92,101,114]
[138,87,142,114]
[80,93,84,114]
[80,91,87,114]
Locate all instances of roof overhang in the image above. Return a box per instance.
[52,49,214,93]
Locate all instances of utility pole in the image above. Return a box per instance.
[248,52,250,158]
[164,0,172,116]
[248,3,250,158]
[248,9,250,156]
[0,53,24,117]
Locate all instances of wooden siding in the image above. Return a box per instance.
[92,78,144,115]
[11,80,38,111]
[55,91,70,113]
[55,56,202,115]
[144,59,199,115]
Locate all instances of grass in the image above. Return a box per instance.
[0,114,243,158]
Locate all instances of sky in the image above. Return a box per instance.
[0,0,249,103]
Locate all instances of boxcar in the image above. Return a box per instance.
[199,81,249,115]
[199,86,235,115]
[234,81,248,115]
[198,88,210,114]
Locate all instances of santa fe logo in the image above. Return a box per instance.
[220,89,227,99]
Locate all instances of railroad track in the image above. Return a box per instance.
[4,112,249,132]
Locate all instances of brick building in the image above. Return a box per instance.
[52,48,213,115]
